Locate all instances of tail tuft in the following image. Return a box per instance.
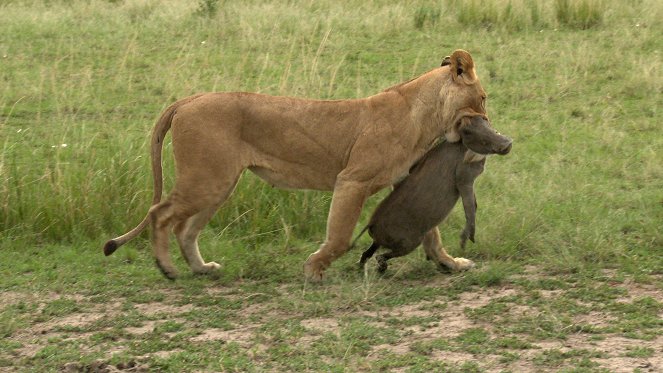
[103,240,119,256]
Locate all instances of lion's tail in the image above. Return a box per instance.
[103,94,203,256]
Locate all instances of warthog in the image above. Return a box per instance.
[357,116,512,273]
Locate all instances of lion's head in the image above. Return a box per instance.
[438,50,490,144]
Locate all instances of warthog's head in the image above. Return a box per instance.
[459,115,512,156]
[437,50,510,156]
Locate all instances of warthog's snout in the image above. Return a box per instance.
[496,137,512,155]
[460,116,513,156]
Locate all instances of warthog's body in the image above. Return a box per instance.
[358,116,511,272]
[359,141,483,272]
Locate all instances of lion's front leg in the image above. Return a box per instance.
[422,227,475,271]
[304,180,370,282]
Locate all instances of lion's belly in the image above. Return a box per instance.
[248,163,338,191]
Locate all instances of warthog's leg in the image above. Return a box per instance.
[304,180,370,282]
[358,241,380,269]
[376,247,413,274]
[376,253,398,274]
[422,228,475,271]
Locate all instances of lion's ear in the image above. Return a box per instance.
[450,49,477,83]
[441,56,451,67]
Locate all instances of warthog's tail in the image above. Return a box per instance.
[349,225,370,251]
[103,95,204,256]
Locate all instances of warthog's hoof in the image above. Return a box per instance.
[303,254,326,283]
[193,261,222,275]
[376,256,389,274]
[454,257,476,271]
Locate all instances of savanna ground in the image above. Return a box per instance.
[0,0,661,371]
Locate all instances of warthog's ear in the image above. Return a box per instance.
[450,49,477,83]
[441,56,451,67]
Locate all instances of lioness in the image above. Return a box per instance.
[104,50,509,281]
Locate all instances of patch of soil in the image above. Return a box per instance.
[123,318,187,336]
[457,286,518,308]
[19,312,103,338]
[0,292,87,313]
[13,343,43,359]
[124,320,158,335]
[365,287,522,360]
[190,324,260,348]
[430,350,485,365]
[5,268,659,372]
[360,276,662,372]
[381,302,437,318]
[539,289,565,298]
[237,301,272,319]
[597,357,660,373]
[572,311,616,328]
[149,349,183,359]
[8,311,107,359]
[61,360,148,372]
[132,302,193,316]
[51,312,105,329]
[615,280,663,304]
[0,291,30,307]
[570,334,662,373]
[189,325,269,357]
[300,317,340,335]
[514,334,663,373]
[370,343,410,356]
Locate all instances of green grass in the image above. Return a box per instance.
[1,0,662,371]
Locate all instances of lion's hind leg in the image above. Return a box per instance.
[174,203,225,275]
[172,170,241,276]
[149,200,181,280]
[150,170,241,279]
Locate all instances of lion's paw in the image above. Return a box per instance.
[454,257,476,271]
[303,255,326,283]
[193,261,222,275]
[204,261,222,271]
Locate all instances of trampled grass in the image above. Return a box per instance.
[1,0,662,371]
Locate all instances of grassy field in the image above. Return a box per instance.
[1,0,662,371]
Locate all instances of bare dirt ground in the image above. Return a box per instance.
[2,268,661,372]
